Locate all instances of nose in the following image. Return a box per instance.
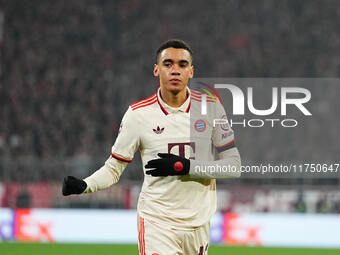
[171,70,180,76]
[170,65,181,76]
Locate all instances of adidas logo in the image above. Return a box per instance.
[153,126,164,134]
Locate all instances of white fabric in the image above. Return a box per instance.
[84,87,241,229]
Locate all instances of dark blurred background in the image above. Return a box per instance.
[0,0,339,213]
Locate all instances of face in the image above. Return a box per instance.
[154,48,194,94]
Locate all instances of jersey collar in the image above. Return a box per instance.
[157,87,191,115]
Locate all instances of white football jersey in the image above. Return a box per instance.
[108,87,235,229]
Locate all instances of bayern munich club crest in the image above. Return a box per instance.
[194,119,206,132]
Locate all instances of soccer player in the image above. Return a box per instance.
[62,39,241,255]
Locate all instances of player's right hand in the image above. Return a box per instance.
[62,176,87,196]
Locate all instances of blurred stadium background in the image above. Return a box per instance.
[0,0,340,254]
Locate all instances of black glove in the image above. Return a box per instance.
[145,153,190,177]
[62,176,87,196]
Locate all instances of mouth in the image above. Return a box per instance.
[169,79,181,84]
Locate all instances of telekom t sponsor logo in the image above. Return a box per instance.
[168,142,195,159]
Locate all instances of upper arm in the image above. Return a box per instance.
[111,107,140,162]
[212,103,236,153]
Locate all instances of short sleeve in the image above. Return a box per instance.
[111,107,140,162]
[212,102,236,153]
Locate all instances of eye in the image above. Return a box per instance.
[164,63,172,67]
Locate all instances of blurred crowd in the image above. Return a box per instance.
[0,0,340,182]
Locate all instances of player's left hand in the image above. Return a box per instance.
[145,153,190,177]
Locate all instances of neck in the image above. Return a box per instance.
[160,87,188,108]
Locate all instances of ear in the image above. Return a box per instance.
[189,65,194,78]
[153,64,159,77]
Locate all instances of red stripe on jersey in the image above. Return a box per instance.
[111,153,132,162]
[156,94,169,115]
[191,90,215,101]
[215,139,235,148]
[138,217,143,255]
[185,100,191,112]
[131,99,157,110]
[142,217,145,255]
[138,220,141,255]
[191,90,203,95]
[138,216,145,255]
[191,97,201,102]
[191,93,215,100]
[131,94,157,108]
[191,90,207,96]
[198,83,223,104]
[191,96,215,102]
[191,94,215,102]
